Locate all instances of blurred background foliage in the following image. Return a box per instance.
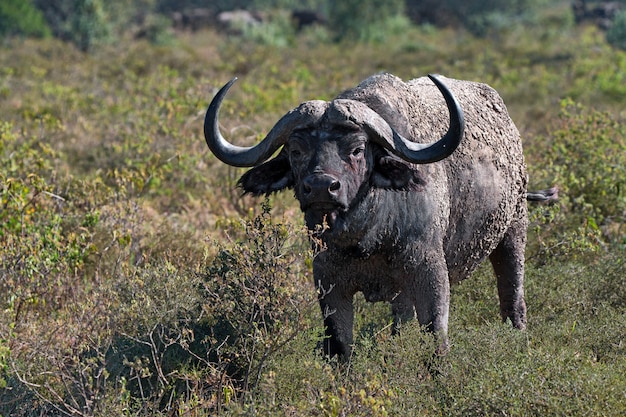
[1,0,625,49]
[0,0,50,39]
[0,0,625,416]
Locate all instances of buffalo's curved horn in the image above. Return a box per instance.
[331,74,465,164]
[204,78,327,167]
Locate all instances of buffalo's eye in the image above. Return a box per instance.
[289,147,303,159]
[351,146,365,157]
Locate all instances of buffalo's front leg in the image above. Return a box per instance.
[316,280,354,359]
[391,291,417,334]
[410,255,451,355]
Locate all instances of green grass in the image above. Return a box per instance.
[1,19,625,416]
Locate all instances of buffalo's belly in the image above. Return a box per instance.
[444,209,511,283]
[443,164,526,283]
[315,251,408,303]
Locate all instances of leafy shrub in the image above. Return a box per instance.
[138,13,176,45]
[0,121,96,321]
[34,0,111,52]
[1,192,317,415]
[156,0,249,14]
[328,0,407,43]
[0,0,50,39]
[461,1,549,38]
[201,200,317,406]
[0,121,106,415]
[526,99,626,260]
[239,10,296,47]
[607,9,626,50]
[534,100,626,226]
[406,0,549,37]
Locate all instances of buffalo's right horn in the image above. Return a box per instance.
[329,74,465,164]
[204,78,327,167]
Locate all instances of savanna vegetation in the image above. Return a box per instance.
[1,0,625,415]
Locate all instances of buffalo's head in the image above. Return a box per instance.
[204,75,465,229]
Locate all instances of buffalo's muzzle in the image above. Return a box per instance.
[302,174,341,202]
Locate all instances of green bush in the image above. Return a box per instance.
[328,0,407,43]
[35,0,111,52]
[201,201,317,405]
[0,0,50,39]
[0,121,96,320]
[532,100,626,228]
[406,0,551,37]
[607,9,626,50]
[461,0,547,37]
[239,10,297,47]
[0,121,104,414]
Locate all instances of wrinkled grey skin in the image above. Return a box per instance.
[205,73,532,358]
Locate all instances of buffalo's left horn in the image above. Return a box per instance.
[332,74,465,164]
[204,78,327,167]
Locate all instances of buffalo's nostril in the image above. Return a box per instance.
[303,174,340,200]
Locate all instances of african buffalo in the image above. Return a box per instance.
[203,73,553,358]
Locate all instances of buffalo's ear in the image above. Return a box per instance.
[237,153,294,195]
[371,155,427,191]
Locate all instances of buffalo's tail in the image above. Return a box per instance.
[527,186,559,203]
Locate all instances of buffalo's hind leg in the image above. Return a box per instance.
[489,219,527,330]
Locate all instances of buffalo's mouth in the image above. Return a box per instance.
[302,202,347,229]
